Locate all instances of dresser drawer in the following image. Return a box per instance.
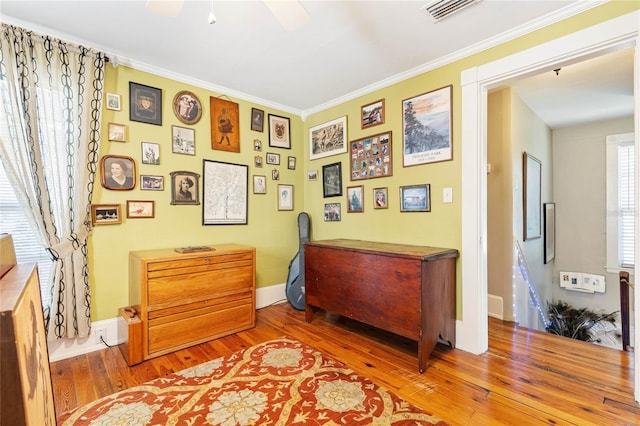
[147,253,253,277]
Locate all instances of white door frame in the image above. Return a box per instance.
[459,11,640,401]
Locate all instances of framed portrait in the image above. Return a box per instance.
[210,96,240,153]
[141,142,160,165]
[253,175,266,194]
[349,131,392,181]
[307,170,318,181]
[288,156,296,170]
[106,93,121,111]
[170,170,200,205]
[544,203,556,264]
[324,203,341,222]
[268,114,291,149]
[129,82,162,126]
[310,116,347,160]
[278,184,294,211]
[172,125,195,155]
[100,155,136,190]
[322,161,342,198]
[373,187,388,209]
[523,152,542,240]
[253,139,262,151]
[126,200,155,219]
[140,175,164,191]
[108,122,126,142]
[172,90,202,125]
[202,160,248,225]
[400,184,431,212]
[91,204,121,225]
[272,169,280,180]
[251,108,265,132]
[402,85,452,166]
[255,156,263,168]
[346,185,364,213]
[266,152,280,165]
[361,98,384,129]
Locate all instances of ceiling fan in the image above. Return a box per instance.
[144,0,309,31]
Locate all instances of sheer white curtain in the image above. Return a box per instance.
[0,24,105,339]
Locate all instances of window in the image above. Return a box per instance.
[606,133,635,271]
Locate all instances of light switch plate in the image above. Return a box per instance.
[443,187,453,203]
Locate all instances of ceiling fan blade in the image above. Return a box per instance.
[264,0,309,32]
[145,0,185,18]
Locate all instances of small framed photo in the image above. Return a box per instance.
[322,161,342,198]
[253,139,262,151]
[361,98,384,129]
[253,175,266,194]
[108,123,126,142]
[310,116,347,160]
[172,90,202,125]
[100,155,135,190]
[255,156,263,168]
[324,203,341,222]
[288,156,296,170]
[126,200,155,218]
[266,152,280,165]
[307,170,318,181]
[373,187,388,209]
[91,204,121,225]
[278,184,294,211]
[400,184,431,212]
[251,108,265,132]
[141,142,160,165]
[346,185,364,213]
[140,175,164,190]
[172,125,195,155]
[170,171,200,205]
[106,93,121,111]
[268,114,291,149]
[272,169,280,180]
[129,82,162,126]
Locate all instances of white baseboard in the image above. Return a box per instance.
[488,294,503,320]
[48,283,287,362]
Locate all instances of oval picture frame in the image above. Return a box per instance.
[172,90,202,125]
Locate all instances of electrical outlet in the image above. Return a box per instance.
[95,327,107,345]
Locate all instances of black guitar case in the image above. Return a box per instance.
[285,212,310,310]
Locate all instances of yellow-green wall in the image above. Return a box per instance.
[91,2,638,321]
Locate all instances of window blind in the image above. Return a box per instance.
[618,141,635,268]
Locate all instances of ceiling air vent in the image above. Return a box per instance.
[422,0,481,23]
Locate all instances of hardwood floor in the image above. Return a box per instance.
[51,302,638,425]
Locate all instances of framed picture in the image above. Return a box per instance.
[288,156,296,170]
[266,152,280,165]
[400,184,431,212]
[253,175,266,194]
[172,90,202,125]
[107,122,126,142]
[373,187,388,209]
[272,169,280,180]
[278,184,294,211]
[172,125,195,155]
[322,162,342,198]
[544,203,556,264]
[349,131,392,181]
[202,160,248,225]
[253,139,262,151]
[100,155,136,190]
[141,142,160,165]
[126,200,155,219]
[307,170,318,181]
[346,185,364,213]
[91,204,121,225]
[402,85,452,166]
[106,93,121,111]
[524,152,542,240]
[251,108,265,132]
[361,98,385,129]
[140,175,164,191]
[310,116,347,160]
[268,114,291,149]
[210,96,240,153]
[324,203,341,222]
[255,156,263,168]
[170,170,200,205]
[129,82,162,126]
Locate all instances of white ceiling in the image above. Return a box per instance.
[1,1,634,127]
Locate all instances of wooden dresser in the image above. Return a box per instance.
[304,239,458,373]
[125,244,255,365]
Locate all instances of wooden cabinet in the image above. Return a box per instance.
[125,244,255,365]
[304,239,458,373]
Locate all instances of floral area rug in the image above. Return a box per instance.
[59,337,447,425]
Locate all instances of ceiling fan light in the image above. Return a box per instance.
[145,0,184,18]
[264,0,310,32]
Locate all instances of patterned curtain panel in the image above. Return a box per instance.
[0,24,105,339]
